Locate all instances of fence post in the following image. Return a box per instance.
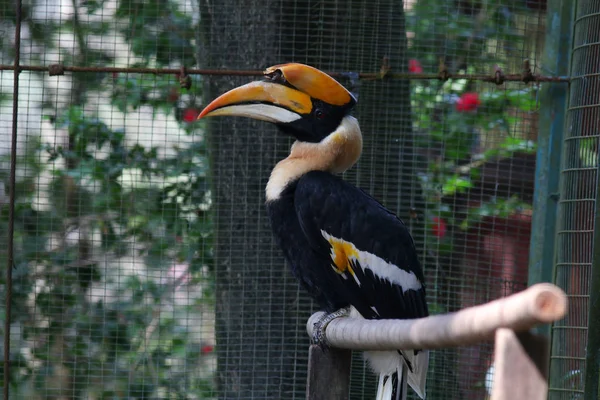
[586,172,600,398]
[527,0,573,335]
[585,63,600,400]
[306,345,352,400]
[554,0,600,397]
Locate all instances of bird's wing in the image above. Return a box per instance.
[294,171,428,320]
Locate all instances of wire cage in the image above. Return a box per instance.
[550,0,600,399]
[0,0,597,400]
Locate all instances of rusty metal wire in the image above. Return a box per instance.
[0,63,570,84]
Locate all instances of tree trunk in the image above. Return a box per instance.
[199,1,423,398]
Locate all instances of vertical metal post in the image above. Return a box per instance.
[586,166,600,399]
[581,0,600,397]
[4,1,22,399]
[558,0,600,398]
[527,0,573,338]
[584,0,600,385]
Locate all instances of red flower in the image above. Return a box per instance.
[456,92,481,112]
[431,217,447,238]
[182,108,200,122]
[409,59,423,74]
[201,345,214,354]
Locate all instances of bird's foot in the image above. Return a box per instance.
[311,307,351,348]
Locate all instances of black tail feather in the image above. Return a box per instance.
[377,363,408,400]
[391,372,402,400]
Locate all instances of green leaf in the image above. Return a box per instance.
[506,87,539,112]
[459,195,532,230]
[442,174,473,196]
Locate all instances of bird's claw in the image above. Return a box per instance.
[311,307,351,348]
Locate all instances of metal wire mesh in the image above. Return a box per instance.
[0,0,571,399]
[550,0,600,398]
[202,1,544,399]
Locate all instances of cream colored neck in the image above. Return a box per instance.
[265,116,362,201]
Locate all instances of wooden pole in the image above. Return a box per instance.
[306,345,352,400]
[306,283,567,351]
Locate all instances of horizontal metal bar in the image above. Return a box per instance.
[567,104,600,111]
[0,63,571,83]
[572,41,600,53]
[563,134,600,141]
[550,355,587,360]
[557,198,596,203]
[560,167,597,172]
[549,387,586,393]
[574,11,600,23]
[554,264,592,269]
[569,72,600,80]
[0,64,265,76]
[552,326,589,330]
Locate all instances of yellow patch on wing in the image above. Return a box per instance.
[326,237,358,276]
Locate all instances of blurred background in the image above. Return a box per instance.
[0,0,598,399]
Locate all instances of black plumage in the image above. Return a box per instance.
[267,170,428,322]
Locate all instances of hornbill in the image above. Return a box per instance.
[198,63,429,400]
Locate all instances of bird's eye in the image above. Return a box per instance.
[265,69,285,83]
[315,109,324,119]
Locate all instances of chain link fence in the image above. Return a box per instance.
[550,0,600,399]
[0,0,596,399]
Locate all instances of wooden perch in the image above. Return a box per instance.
[306,283,567,351]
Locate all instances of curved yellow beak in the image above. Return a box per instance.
[198,63,355,123]
[264,63,354,106]
[197,81,312,123]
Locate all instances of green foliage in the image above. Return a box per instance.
[407,2,540,256]
[406,3,544,399]
[115,0,197,65]
[407,0,541,75]
[459,195,533,230]
[0,0,216,398]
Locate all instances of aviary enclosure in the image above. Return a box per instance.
[0,0,598,399]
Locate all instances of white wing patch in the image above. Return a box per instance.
[320,230,422,293]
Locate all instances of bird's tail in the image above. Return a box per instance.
[373,350,429,400]
[375,362,407,400]
[406,350,429,399]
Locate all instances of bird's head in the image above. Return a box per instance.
[199,63,362,200]
[198,63,357,143]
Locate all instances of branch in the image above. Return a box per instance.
[306,283,566,351]
[70,0,89,64]
[129,268,191,374]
